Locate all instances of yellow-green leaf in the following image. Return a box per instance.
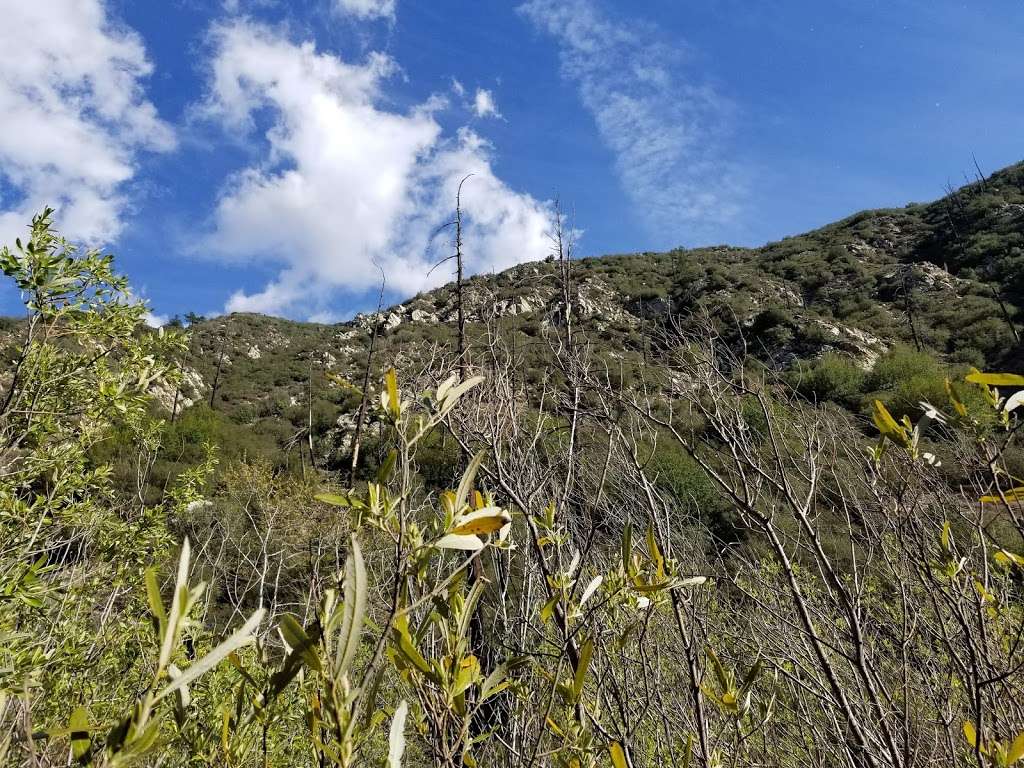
[965,371,1024,387]
[609,741,628,768]
[314,492,350,507]
[279,614,321,671]
[69,706,90,761]
[980,487,1024,504]
[1007,731,1024,763]
[572,638,593,703]
[963,721,987,755]
[872,399,908,444]
[451,507,511,536]
[385,368,400,417]
[995,549,1024,568]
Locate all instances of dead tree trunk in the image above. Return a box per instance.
[209,338,226,409]
[349,264,387,487]
[455,175,470,380]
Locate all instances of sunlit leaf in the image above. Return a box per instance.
[965,371,1024,387]
[157,608,264,701]
[579,575,603,609]
[69,706,90,762]
[980,487,1024,504]
[452,507,511,536]
[388,700,408,768]
[314,493,350,507]
[608,741,628,768]
[336,535,368,679]
[437,533,485,551]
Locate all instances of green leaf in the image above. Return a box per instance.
[706,646,731,691]
[965,371,1024,387]
[572,638,593,703]
[456,450,487,510]
[377,450,398,484]
[69,706,91,762]
[740,658,762,695]
[622,521,633,576]
[156,608,264,702]
[392,615,435,680]
[539,594,560,625]
[388,700,408,768]
[158,538,192,675]
[314,492,350,507]
[144,567,165,641]
[279,614,321,671]
[335,535,368,679]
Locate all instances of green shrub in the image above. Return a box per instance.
[792,353,866,407]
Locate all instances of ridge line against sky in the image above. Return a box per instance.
[0,0,1021,323]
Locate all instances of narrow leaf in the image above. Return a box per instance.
[578,575,603,609]
[388,700,408,768]
[965,371,1024,387]
[609,741,628,768]
[336,535,368,678]
[156,608,264,701]
[437,533,484,551]
[572,638,594,702]
[69,706,90,761]
[451,507,511,536]
[456,450,487,510]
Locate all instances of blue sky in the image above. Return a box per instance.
[0,0,1021,323]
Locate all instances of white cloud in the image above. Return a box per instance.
[201,21,549,318]
[473,88,501,119]
[144,311,169,328]
[519,0,744,240]
[334,0,396,21]
[0,0,175,246]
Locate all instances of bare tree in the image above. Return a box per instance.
[429,173,474,381]
[349,261,387,487]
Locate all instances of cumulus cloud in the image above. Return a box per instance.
[519,0,744,240]
[200,21,550,318]
[334,0,396,21]
[0,0,175,245]
[473,88,501,119]
[144,311,169,328]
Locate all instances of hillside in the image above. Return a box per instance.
[151,161,1024,480]
[4,165,1024,768]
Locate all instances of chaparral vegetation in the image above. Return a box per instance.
[2,165,1024,768]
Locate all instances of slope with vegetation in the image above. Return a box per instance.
[0,165,1023,767]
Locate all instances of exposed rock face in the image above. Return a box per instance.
[410,308,437,323]
[148,366,205,412]
[809,319,888,369]
[247,345,261,360]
